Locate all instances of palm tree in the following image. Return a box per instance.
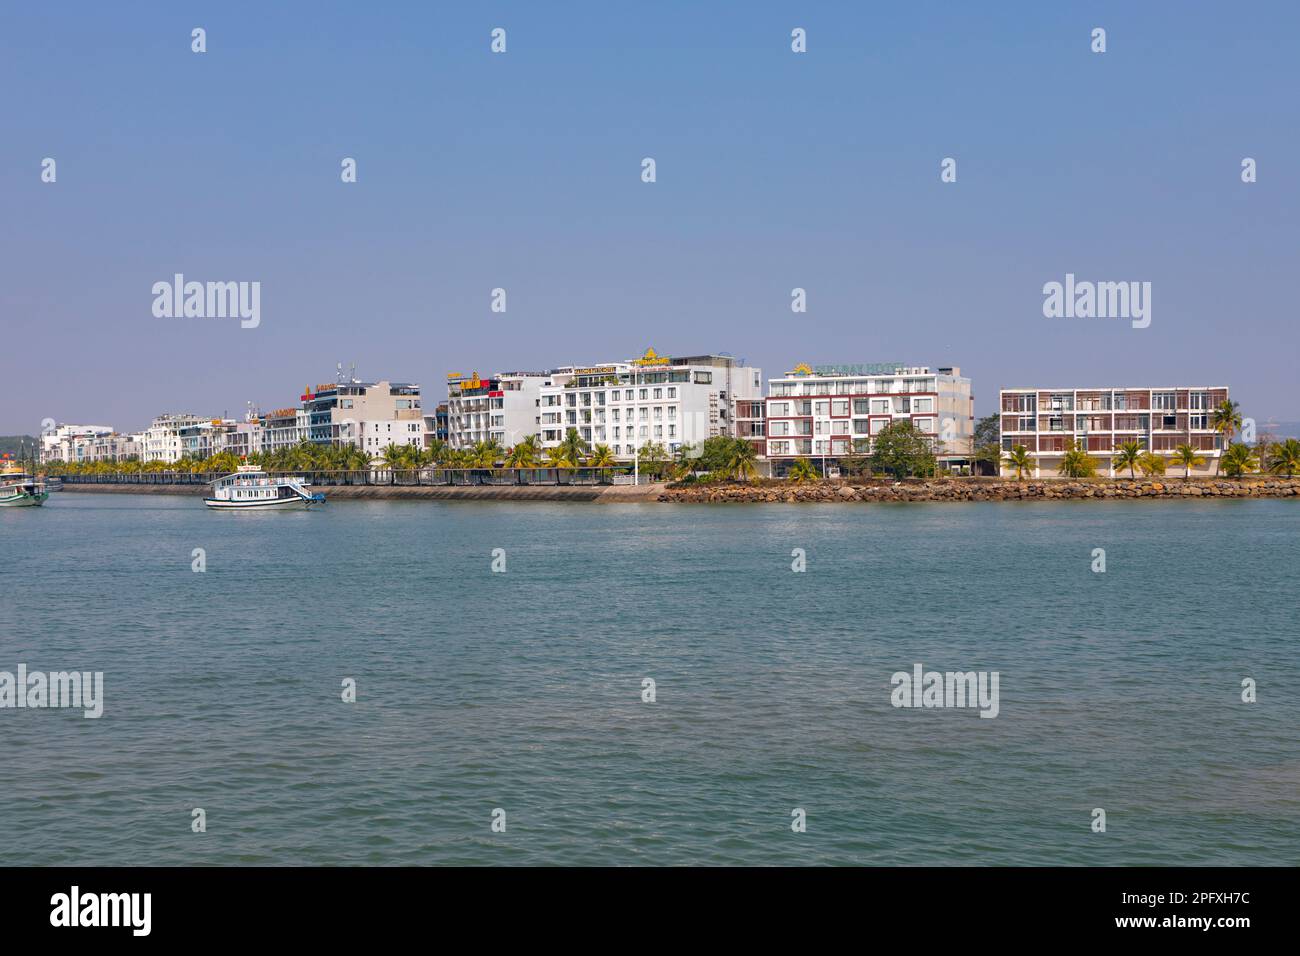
[559,428,589,467]
[1003,444,1032,480]
[1112,440,1144,478]
[1058,438,1098,478]
[425,438,450,465]
[1267,438,1300,477]
[471,440,503,469]
[787,457,818,483]
[1137,451,1167,477]
[545,445,574,469]
[1211,399,1242,474]
[505,442,537,469]
[726,438,760,482]
[1220,443,1258,478]
[672,443,698,480]
[588,444,616,468]
[1171,443,1205,479]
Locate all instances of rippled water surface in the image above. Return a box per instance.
[1,493,1297,865]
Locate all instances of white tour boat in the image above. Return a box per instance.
[0,461,48,507]
[205,465,325,511]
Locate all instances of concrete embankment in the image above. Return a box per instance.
[61,482,667,502]
[659,477,1300,503]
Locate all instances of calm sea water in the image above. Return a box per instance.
[1,492,1297,866]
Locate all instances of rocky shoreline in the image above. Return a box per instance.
[658,477,1300,503]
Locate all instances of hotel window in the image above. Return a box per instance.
[770,402,789,417]
[1190,414,1208,429]
[613,426,621,439]
[799,401,813,415]
[667,407,676,420]
[853,419,869,435]
[625,390,634,401]
[870,419,887,435]
[639,426,648,438]
[832,420,849,435]
[914,397,933,412]
[653,388,662,399]
[832,400,849,417]
[668,424,676,437]
[653,407,663,420]
[667,387,676,399]
[639,389,648,400]
[654,426,663,438]
[871,399,889,414]
[814,401,829,416]
[694,372,712,384]
[915,417,936,433]
[853,399,869,415]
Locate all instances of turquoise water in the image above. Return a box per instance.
[1,493,1297,866]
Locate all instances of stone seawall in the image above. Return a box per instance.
[658,477,1300,503]
[61,483,667,502]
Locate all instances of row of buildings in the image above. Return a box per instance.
[39,349,1234,477]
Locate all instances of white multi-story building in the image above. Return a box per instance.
[763,364,974,472]
[40,424,115,463]
[300,378,427,455]
[257,407,308,454]
[537,349,763,458]
[998,385,1230,477]
[445,371,549,449]
[137,414,210,463]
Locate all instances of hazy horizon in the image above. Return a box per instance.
[4,1,1297,434]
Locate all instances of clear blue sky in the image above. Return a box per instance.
[3,1,1297,433]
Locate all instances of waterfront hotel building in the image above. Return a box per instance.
[444,371,550,450]
[762,365,974,473]
[536,350,763,459]
[998,386,1230,477]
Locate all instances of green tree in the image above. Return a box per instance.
[1058,438,1099,478]
[559,428,590,466]
[1112,440,1144,478]
[725,438,760,482]
[1211,399,1242,474]
[1267,438,1300,477]
[505,442,537,468]
[972,413,1001,475]
[1220,442,1258,478]
[869,420,936,479]
[1003,444,1032,480]
[1137,451,1167,477]
[588,444,616,468]
[787,457,818,483]
[1171,443,1205,479]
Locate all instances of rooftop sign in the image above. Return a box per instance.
[788,363,906,377]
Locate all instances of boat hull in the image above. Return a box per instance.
[0,491,48,507]
[203,496,318,511]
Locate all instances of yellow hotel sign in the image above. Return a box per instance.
[632,347,670,367]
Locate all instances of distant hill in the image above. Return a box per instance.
[0,435,38,458]
[1258,422,1300,441]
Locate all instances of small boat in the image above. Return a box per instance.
[0,461,48,507]
[44,476,64,492]
[204,465,325,511]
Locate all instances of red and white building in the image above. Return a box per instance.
[998,386,1230,477]
[762,364,974,473]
